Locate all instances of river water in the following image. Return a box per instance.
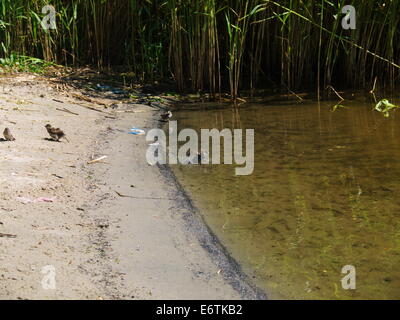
[169,99,400,299]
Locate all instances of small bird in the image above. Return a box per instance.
[3,128,15,141]
[45,124,69,142]
[185,150,208,164]
[160,110,172,121]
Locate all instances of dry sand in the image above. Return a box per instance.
[0,74,264,300]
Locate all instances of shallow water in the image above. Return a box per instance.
[170,99,400,299]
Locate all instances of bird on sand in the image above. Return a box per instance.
[3,128,15,141]
[160,110,172,121]
[45,124,69,142]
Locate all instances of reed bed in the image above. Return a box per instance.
[0,0,399,97]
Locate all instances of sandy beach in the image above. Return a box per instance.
[0,74,264,300]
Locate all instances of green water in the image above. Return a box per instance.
[169,99,400,299]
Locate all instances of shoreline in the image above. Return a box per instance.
[0,74,266,299]
[87,104,266,299]
[156,116,266,300]
[157,163,267,300]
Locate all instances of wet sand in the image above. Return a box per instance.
[0,74,264,299]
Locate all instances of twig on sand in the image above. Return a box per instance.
[87,155,108,164]
[79,104,107,113]
[71,93,107,106]
[71,93,94,103]
[0,233,17,238]
[13,107,39,112]
[69,93,112,114]
[115,191,132,198]
[73,103,116,119]
[115,190,172,200]
[56,107,79,116]
[115,110,135,113]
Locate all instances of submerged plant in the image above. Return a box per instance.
[374,99,399,117]
[330,104,347,112]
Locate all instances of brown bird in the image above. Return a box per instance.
[45,124,69,142]
[3,128,15,141]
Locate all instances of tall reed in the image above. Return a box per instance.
[0,0,398,97]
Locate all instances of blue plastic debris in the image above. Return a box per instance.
[129,128,145,135]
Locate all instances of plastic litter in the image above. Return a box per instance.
[129,128,145,135]
[96,84,125,94]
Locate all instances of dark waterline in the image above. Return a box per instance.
[170,100,400,299]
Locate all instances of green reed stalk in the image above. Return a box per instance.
[0,1,399,97]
